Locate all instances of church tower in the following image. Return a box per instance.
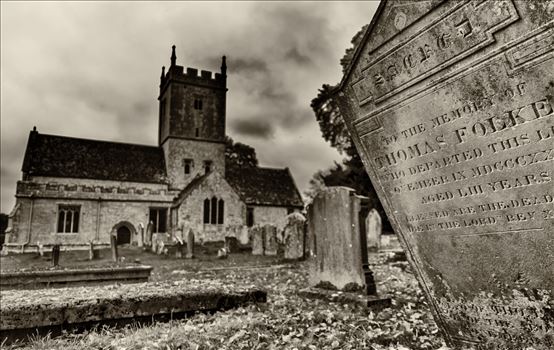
[158,46,227,189]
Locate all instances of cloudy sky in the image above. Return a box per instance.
[0,1,379,212]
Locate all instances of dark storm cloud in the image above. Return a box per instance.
[284,46,312,66]
[228,58,268,74]
[231,118,274,138]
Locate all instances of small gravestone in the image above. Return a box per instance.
[110,234,118,262]
[335,1,553,347]
[185,229,195,259]
[238,226,249,245]
[145,221,154,248]
[37,241,44,257]
[263,224,278,256]
[137,222,144,247]
[283,212,306,260]
[174,229,184,258]
[250,226,264,255]
[51,245,60,267]
[365,209,382,252]
[217,247,228,259]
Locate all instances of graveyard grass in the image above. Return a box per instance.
[1,248,449,350]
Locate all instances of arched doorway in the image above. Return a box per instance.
[117,226,131,245]
[111,221,136,246]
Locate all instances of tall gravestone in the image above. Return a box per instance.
[366,209,382,252]
[283,212,306,260]
[336,1,553,348]
[250,226,264,256]
[263,224,278,256]
[308,187,366,290]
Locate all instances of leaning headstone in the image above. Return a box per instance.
[335,1,553,347]
[51,245,60,267]
[263,224,278,256]
[308,187,365,290]
[365,209,381,252]
[283,212,306,260]
[185,229,195,259]
[250,226,264,256]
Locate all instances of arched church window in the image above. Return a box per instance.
[203,199,210,224]
[211,197,218,224]
[203,197,225,225]
[218,199,224,225]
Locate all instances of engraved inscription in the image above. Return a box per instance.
[350,0,519,105]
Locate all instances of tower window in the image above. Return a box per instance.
[195,128,199,137]
[57,205,80,233]
[204,160,212,174]
[184,159,193,174]
[203,197,224,224]
[194,98,203,110]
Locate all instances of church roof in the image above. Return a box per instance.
[226,165,304,208]
[22,130,167,184]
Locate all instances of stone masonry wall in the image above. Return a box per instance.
[5,177,175,250]
[162,138,225,189]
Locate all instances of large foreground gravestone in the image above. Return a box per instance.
[336,1,553,348]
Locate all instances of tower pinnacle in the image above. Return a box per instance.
[221,55,227,76]
[171,45,176,67]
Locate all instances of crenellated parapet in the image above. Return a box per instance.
[159,46,227,95]
[15,180,178,202]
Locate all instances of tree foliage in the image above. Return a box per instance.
[225,137,258,169]
[309,25,390,228]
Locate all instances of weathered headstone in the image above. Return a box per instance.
[250,226,264,256]
[336,1,554,348]
[110,234,118,262]
[365,209,382,252]
[146,221,154,247]
[137,222,144,248]
[263,224,278,256]
[185,229,195,259]
[238,226,249,246]
[308,187,366,290]
[174,228,184,258]
[283,212,306,260]
[217,247,228,259]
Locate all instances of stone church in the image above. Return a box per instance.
[3,46,303,252]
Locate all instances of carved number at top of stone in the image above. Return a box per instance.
[336,1,554,348]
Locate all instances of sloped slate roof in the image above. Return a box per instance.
[226,165,304,208]
[22,131,167,183]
